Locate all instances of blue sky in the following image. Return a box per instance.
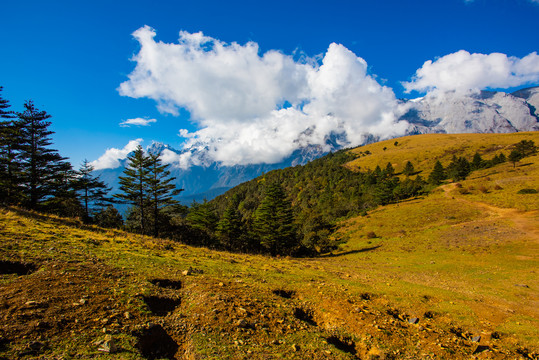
[1,0,538,168]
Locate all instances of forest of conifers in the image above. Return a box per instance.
[1,86,536,256]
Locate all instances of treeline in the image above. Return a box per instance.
[186,139,537,256]
[2,86,537,257]
[0,87,183,235]
[0,87,111,220]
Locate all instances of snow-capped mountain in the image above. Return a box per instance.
[400,87,539,134]
[96,87,539,203]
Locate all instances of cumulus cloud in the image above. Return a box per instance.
[403,50,539,94]
[119,117,157,127]
[119,26,408,167]
[91,139,143,170]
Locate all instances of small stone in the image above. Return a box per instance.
[101,318,109,324]
[124,311,132,319]
[25,301,38,307]
[236,319,249,328]
[472,335,481,342]
[79,298,87,305]
[219,282,224,287]
[98,337,118,354]
[408,317,419,324]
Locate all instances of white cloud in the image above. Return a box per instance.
[119,26,408,167]
[403,50,539,94]
[91,139,143,170]
[119,117,157,127]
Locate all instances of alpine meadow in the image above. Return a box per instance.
[2,0,539,359]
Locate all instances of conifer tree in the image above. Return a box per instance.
[402,161,415,176]
[472,152,485,170]
[428,160,446,185]
[252,182,297,256]
[216,194,244,251]
[74,159,112,222]
[0,87,21,204]
[447,156,471,181]
[16,100,70,209]
[114,145,152,234]
[147,152,182,237]
[186,200,219,245]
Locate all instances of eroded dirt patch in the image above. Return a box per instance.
[293,307,317,326]
[149,278,182,290]
[142,295,181,316]
[135,324,178,360]
[272,289,295,299]
[326,335,357,356]
[0,260,37,275]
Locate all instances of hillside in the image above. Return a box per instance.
[1,132,538,359]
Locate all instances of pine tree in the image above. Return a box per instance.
[0,87,21,204]
[186,200,219,246]
[472,152,485,170]
[428,160,446,185]
[16,100,70,209]
[147,152,182,237]
[252,183,297,256]
[216,195,244,251]
[508,149,523,168]
[402,161,415,176]
[94,205,124,229]
[447,156,471,181]
[114,145,152,234]
[74,159,112,223]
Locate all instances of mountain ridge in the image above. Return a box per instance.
[95,87,539,202]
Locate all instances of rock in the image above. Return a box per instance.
[472,335,481,342]
[408,317,419,324]
[236,319,249,328]
[124,311,132,320]
[514,284,529,288]
[97,335,118,354]
[219,282,224,287]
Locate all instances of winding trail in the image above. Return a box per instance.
[441,183,539,243]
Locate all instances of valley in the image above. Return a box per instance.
[1,132,538,359]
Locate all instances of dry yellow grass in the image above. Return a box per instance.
[1,132,538,359]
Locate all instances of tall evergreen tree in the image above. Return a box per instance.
[74,159,112,222]
[114,145,152,234]
[0,87,21,204]
[402,161,415,176]
[16,100,70,209]
[428,160,446,185]
[216,194,244,251]
[147,152,182,237]
[252,182,297,256]
[447,156,471,181]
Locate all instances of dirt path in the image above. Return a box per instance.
[441,183,539,243]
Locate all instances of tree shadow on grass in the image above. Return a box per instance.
[319,245,382,258]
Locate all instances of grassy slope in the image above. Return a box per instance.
[0,132,538,359]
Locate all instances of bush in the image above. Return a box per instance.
[517,188,538,194]
[366,231,378,239]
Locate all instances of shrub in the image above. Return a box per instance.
[366,231,378,239]
[478,186,489,194]
[517,188,538,194]
[494,184,503,190]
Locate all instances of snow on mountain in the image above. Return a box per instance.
[400,87,539,134]
[96,87,539,204]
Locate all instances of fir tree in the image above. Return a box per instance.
[147,152,182,237]
[186,200,219,246]
[94,205,124,229]
[114,145,152,234]
[74,159,112,223]
[16,100,70,209]
[216,194,244,251]
[402,161,415,176]
[472,152,485,170]
[0,87,21,204]
[252,183,297,256]
[447,156,471,181]
[428,160,446,185]
[508,149,523,168]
